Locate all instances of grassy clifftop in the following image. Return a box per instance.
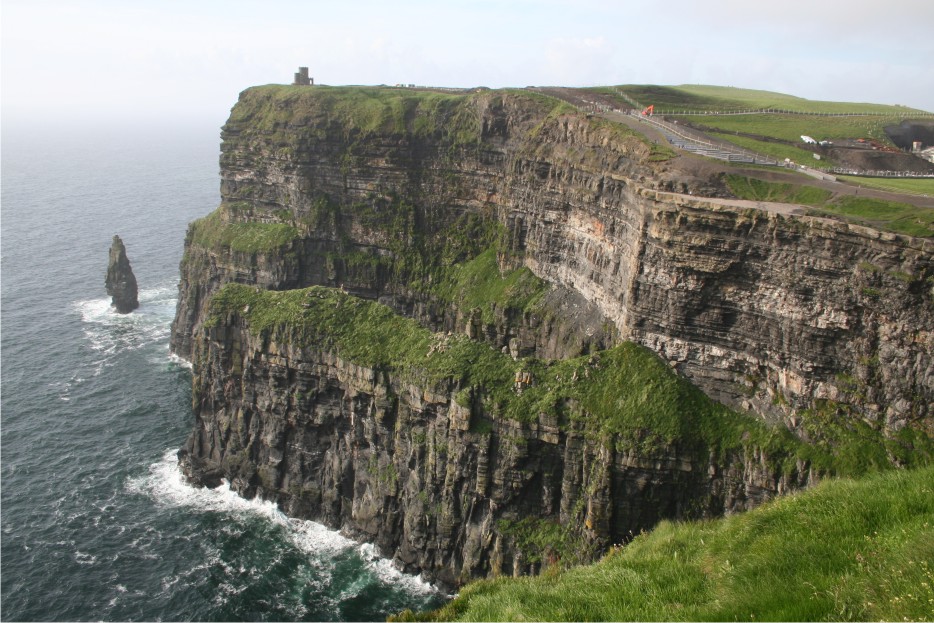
[401,465,934,622]
[611,84,928,115]
[226,84,575,144]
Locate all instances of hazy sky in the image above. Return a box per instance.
[3,0,933,129]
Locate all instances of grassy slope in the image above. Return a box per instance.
[610,84,930,166]
[838,175,934,196]
[724,175,934,237]
[808,195,934,238]
[617,84,927,115]
[207,261,934,474]
[409,466,934,622]
[188,206,300,253]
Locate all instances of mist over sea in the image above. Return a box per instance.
[0,122,444,621]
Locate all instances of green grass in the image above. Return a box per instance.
[434,249,549,324]
[723,176,934,237]
[808,195,934,238]
[227,85,479,142]
[676,85,927,113]
[725,175,833,205]
[205,283,763,451]
[226,84,582,148]
[710,132,832,167]
[189,205,300,253]
[688,113,899,149]
[405,465,934,622]
[615,84,928,115]
[206,281,931,475]
[838,175,934,196]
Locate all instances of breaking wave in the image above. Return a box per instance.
[127,450,441,610]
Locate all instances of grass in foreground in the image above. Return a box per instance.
[403,466,934,622]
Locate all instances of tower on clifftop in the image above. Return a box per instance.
[293,66,313,86]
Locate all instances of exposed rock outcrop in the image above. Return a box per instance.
[180,286,814,590]
[106,235,139,313]
[171,86,933,432]
[170,86,933,588]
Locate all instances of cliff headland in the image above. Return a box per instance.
[170,85,933,590]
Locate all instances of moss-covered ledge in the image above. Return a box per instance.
[203,282,931,477]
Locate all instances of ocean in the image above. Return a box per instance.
[0,121,445,621]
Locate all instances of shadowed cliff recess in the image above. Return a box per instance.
[170,84,933,595]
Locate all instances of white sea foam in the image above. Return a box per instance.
[129,451,358,558]
[358,542,440,595]
[128,450,442,597]
[75,285,179,370]
[168,353,193,370]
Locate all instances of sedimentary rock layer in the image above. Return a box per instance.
[180,287,812,588]
[171,86,933,586]
[172,86,933,431]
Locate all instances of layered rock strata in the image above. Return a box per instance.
[180,287,813,589]
[171,86,933,586]
[172,87,933,432]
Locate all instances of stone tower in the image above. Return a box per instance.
[293,67,313,86]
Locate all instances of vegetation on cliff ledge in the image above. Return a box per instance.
[725,175,934,237]
[205,281,931,476]
[400,464,934,622]
[188,204,300,253]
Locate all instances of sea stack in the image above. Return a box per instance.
[105,235,139,313]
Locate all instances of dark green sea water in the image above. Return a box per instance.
[0,122,445,621]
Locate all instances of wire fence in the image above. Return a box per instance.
[631,112,781,166]
[547,88,933,178]
[608,90,934,118]
[830,168,934,178]
[641,109,934,118]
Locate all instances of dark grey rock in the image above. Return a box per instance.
[168,88,933,589]
[106,235,139,313]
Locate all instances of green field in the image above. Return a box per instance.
[710,132,832,168]
[610,84,928,115]
[588,85,930,159]
[724,175,833,204]
[808,195,934,238]
[724,175,934,237]
[694,113,895,142]
[688,111,913,161]
[838,175,934,196]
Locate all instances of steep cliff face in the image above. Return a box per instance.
[179,285,814,589]
[171,85,933,586]
[172,86,933,432]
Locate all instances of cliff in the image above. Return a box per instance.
[179,284,816,588]
[171,85,934,587]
